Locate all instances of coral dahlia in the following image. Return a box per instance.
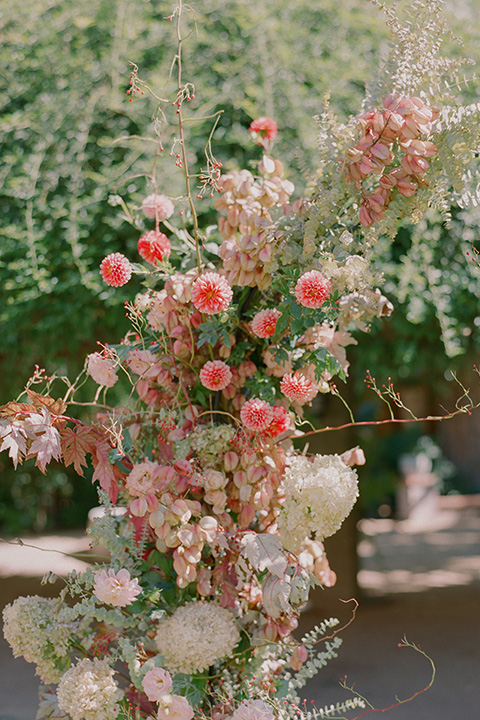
[249,117,278,144]
[280,371,318,404]
[294,270,331,309]
[240,398,274,432]
[141,193,175,221]
[138,230,171,264]
[263,405,290,438]
[191,272,233,315]
[100,253,132,287]
[200,360,233,391]
[251,308,282,338]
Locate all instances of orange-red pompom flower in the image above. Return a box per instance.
[191,272,233,315]
[263,405,290,438]
[280,372,318,404]
[199,360,233,391]
[294,270,331,309]
[138,230,171,265]
[240,398,274,432]
[251,308,282,338]
[100,253,132,287]
[249,117,278,144]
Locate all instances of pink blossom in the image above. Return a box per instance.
[142,667,172,702]
[125,460,162,497]
[200,360,233,390]
[294,270,331,309]
[263,405,290,438]
[232,699,275,720]
[191,272,233,315]
[249,117,278,144]
[100,253,132,287]
[87,353,118,388]
[157,694,194,720]
[280,371,318,404]
[93,568,142,607]
[141,193,175,221]
[240,398,274,432]
[138,230,171,264]
[127,349,159,377]
[251,308,282,338]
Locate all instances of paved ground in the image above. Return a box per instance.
[0,498,479,720]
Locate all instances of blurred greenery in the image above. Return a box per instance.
[1,0,480,531]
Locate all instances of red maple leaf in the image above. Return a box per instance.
[91,438,121,504]
[61,425,96,476]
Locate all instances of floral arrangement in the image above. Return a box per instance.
[2,1,479,719]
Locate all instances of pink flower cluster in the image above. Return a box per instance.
[216,165,294,289]
[345,94,439,226]
[87,352,118,388]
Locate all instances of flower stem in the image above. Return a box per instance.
[176,0,202,272]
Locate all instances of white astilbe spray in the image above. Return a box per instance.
[56,658,122,720]
[2,595,77,684]
[154,601,240,674]
[278,454,359,553]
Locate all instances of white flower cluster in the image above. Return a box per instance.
[278,454,359,553]
[2,595,77,684]
[189,424,236,467]
[154,601,240,674]
[56,658,122,720]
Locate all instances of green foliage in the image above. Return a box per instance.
[2,0,480,530]
[351,205,480,383]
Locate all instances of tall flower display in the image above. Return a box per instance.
[2,1,480,718]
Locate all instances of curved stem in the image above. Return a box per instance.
[176,1,202,272]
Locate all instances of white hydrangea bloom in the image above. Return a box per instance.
[57,658,122,720]
[278,454,359,553]
[2,595,77,684]
[154,601,240,674]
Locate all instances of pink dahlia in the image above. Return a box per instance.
[141,193,175,221]
[191,272,233,315]
[100,253,132,287]
[294,270,331,309]
[280,371,318,404]
[240,398,274,432]
[263,405,290,438]
[93,568,142,607]
[138,230,171,264]
[251,308,282,338]
[200,360,233,390]
[249,117,278,144]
